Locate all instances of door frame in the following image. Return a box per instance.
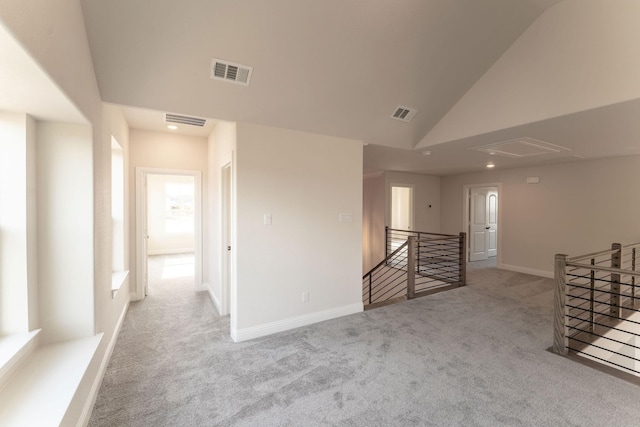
[219,162,232,316]
[388,183,415,231]
[135,167,203,300]
[462,182,501,264]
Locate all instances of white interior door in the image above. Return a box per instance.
[469,187,498,261]
[140,173,149,296]
[486,190,498,258]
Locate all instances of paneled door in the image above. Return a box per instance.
[469,187,498,261]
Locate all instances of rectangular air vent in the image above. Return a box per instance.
[391,106,417,122]
[211,58,253,86]
[165,113,207,127]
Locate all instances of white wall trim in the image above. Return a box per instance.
[498,263,553,279]
[220,162,233,318]
[231,303,363,343]
[204,282,222,316]
[78,297,130,427]
[147,248,195,256]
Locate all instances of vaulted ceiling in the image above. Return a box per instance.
[80,0,640,175]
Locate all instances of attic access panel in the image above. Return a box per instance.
[469,137,571,158]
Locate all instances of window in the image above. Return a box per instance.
[165,182,194,234]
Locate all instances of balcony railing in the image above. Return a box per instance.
[553,241,640,376]
[363,228,466,308]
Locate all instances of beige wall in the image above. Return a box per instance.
[36,122,95,344]
[206,121,236,316]
[385,171,441,233]
[362,171,441,273]
[233,123,363,340]
[441,155,640,276]
[363,173,385,273]
[0,0,102,122]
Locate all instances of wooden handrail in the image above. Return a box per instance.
[568,248,618,263]
[386,227,458,238]
[565,262,640,278]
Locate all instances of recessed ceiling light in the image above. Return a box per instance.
[486,163,495,168]
[422,150,431,156]
[167,125,178,130]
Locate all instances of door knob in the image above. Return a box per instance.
[485,226,490,230]
[227,246,231,251]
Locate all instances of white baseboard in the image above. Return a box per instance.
[204,282,222,315]
[147,249,194,256]
[78,297,130,427]
[498,263,553,279]
[231,303,363,343]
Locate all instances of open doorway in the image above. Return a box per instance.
[463,183,500,265]
[390,185,414,231]
[389,184,414,254]
[135,168,203,300]
[146,173,195,294]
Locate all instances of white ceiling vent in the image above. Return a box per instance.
[165,113,207,127]
[210,58,253,86]
[391,106,417,122]
[469,137,571,158]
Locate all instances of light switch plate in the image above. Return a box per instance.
[264,214,272,225]
[339,213,353,223]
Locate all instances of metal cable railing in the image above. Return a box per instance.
[363,228,466,307]
[554,242,640,376]
[385,227,459,260]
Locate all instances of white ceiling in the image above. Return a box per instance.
[79,0,640,176]
[365,97,640,175]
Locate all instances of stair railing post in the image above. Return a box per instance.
[553,254,569,355]
[611,243,622,319]
[407,236,416,299]
[416,233,421,276]
[589,258,595,333]
[632,248,637,305]
[385,226,389,260]
[459,232,467,286]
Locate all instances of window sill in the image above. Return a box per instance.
[0,334,102,426]
[0,330,41,392]
[111,270,129,298]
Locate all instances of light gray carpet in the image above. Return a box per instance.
[88,256,640,426]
